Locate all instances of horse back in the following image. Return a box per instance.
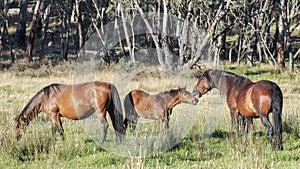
[130,90,165,119]
[55,81,112,120]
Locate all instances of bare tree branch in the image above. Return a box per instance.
[182,1,229,69]
[134,0,166,69]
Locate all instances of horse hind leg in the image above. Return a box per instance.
[128,111,139,133]
[130,117,139,133]
[260,115,275,148]
[97,110,109,143]
[57,117,65,141]
[230,109,239,132]
[101,119,109,143]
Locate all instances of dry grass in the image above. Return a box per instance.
[0,62,299,168]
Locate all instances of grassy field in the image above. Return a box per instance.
[0,61,299,168]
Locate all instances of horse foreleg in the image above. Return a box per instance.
[164,115,169,129]
[260,115,275,148]
[51,119,58,141]
[230,109,239,132]
[57,116,65,141]
[51,114,65,141]
[158,118,164,131]
[165,108,173,129]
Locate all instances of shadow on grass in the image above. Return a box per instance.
[283,121,300,139]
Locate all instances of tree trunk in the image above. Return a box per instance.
[92,0,110,33]
[40,0,52,60]
[75,0,84,52]
[1,19,14,63]
[134,0,166,70]
[162,0,172,69]
[237,33,243,65]
[120,4,135,62]
[1,0,15,62]
[15,0,28,47]
[115,2,125,55]
[61,0,73,61]
[286,1,294,72]
[182,1,228,69]
[61,13,67,61]
[60,1,72,61]
[277,0,287,68]
[26,0,41,62]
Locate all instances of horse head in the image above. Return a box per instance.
[178,87,199,105]
[192,69,214,98]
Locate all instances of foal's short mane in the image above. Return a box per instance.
[160,89,178,97]
[159,88,183,98]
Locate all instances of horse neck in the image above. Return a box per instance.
[163,94,180,110]
[214,73,250,95]
[213,74,239,95]
[16,90,44,127]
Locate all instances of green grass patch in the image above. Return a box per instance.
[0,62,299,168]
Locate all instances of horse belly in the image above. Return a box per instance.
[239,107,259,118]
[136,109,162,120]
[135,105,164,120]
[58,101,94,120]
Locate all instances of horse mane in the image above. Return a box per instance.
[160,88,180,98]
[208,69,246,88]
[44,83,62,98]
[15,83,63,126]
[201,69,214,87]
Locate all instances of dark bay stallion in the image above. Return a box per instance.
[193,69,283,150]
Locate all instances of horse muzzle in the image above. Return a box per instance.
[192,89,202,98]
[192,98,199,105]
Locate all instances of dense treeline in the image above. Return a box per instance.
[0,0,299,72]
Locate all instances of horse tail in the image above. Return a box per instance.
[123,92,132,132]
[109,84,125,142]
[271,82,283,150]
[15,86,49,140]
[123,91,138,133]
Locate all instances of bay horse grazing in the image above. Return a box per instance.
[15,81,125,143]
[192,69,283,150]
[123,87,199,133]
